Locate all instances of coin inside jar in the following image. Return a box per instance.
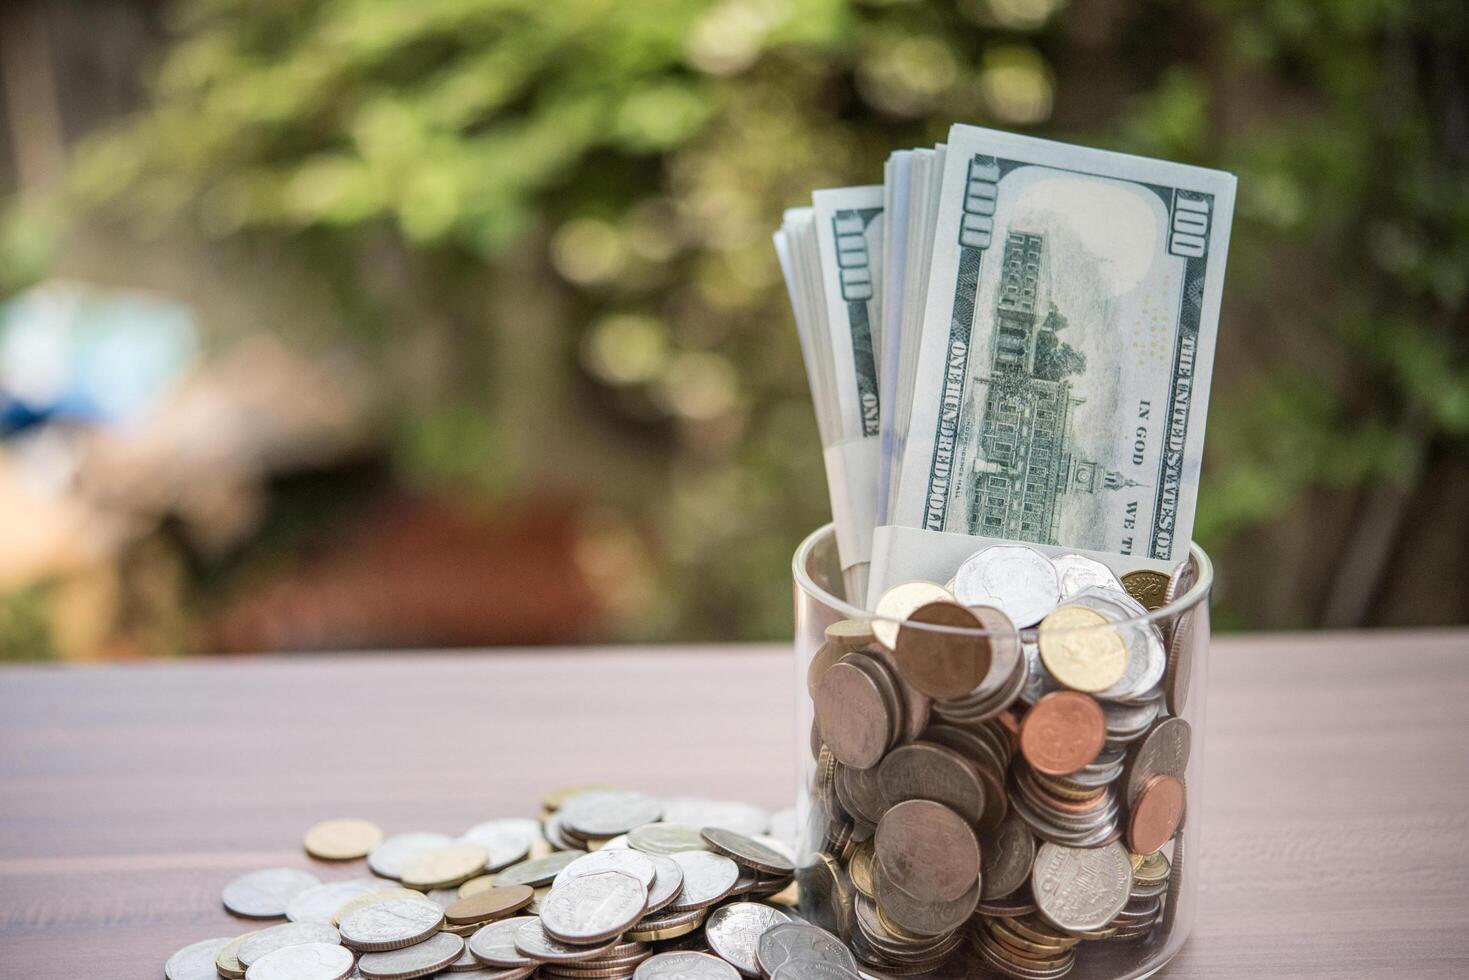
[812,661,892,770]
[1037,605,1128,693]
[872,581,955,651]
[874,800,980,903]
[979,815,1035,900]
[1019,691,1106,776]
[876,742,985,826]
[1121,569,1170,610]
[892,601,991,700]
[1128,775,1185,854]
[1031,841,1132,934]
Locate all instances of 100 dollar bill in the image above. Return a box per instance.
[885,126,1235,586]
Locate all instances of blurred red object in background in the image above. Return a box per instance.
[208,495,604,654]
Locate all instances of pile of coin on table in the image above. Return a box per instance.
[165,789,873,980]
[804,544,1197,979]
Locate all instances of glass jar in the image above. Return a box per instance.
[792,524,1211,980]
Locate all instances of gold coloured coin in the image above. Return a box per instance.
[1132,850,1170,885]
[625,909,707,942]
[1121,570,1170,610]
[402,843,490,890]
[304,817,384,861]
[848,842,876,899]
[825,619,876,652]
[213,931,261,980]
[1037,605,1127,693]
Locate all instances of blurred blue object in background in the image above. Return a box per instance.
[0,280,198,435]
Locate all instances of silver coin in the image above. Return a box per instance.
[953,546,1060,627]
[755,922,856,977]
[460,821,535,871]
[368,832,454,880]
[238,922,341,967]
[834,763,886,826]
[467,916,539,967]
[1051,553,1125,599]
[627,824,707,856]
[872,861,977,938]
[543,811,582,851]
[876,742,985,827]
[769,963,861,980]
[495,851,583,888]
[1103,696,1162,741]
[538,870,648,944]
[635,951,741,980]
[704,903,791,976]
[165,937,233,980]
[700,828,795,877]
[223,868,322,919]
[1019,641,1060,705]
[554,849,657,888]
[358,932,464,979]
[287,879,388,925]
[452,971,536,980]
[1031,841,1132,932]
[244,942,354,980]
[559,791,663,838]
[445,941,486,973]
[660,798,769,837]
[664,851,740,912]
[513,918,617,962]
[979,814,1035,900]
[338,898,444,950]
[643,854,685,914]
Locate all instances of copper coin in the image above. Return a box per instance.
[874,800,979,903]
[1019,692,1105,777]
[893,601,991,700]
[1128,775,1185,854]
[445,885,535,925]
[1126,717,1192,807]
[813,662,891,770]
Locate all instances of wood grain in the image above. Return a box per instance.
[1,631,1467,977]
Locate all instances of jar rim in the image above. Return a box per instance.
[791,523,1213,636]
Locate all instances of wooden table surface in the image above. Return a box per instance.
[2,630,1467,978]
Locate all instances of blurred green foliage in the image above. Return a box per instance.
[43,0,1469,637]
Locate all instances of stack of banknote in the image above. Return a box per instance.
[775,125,1237,609]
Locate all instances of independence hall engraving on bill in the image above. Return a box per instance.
[956,231,1135,544]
